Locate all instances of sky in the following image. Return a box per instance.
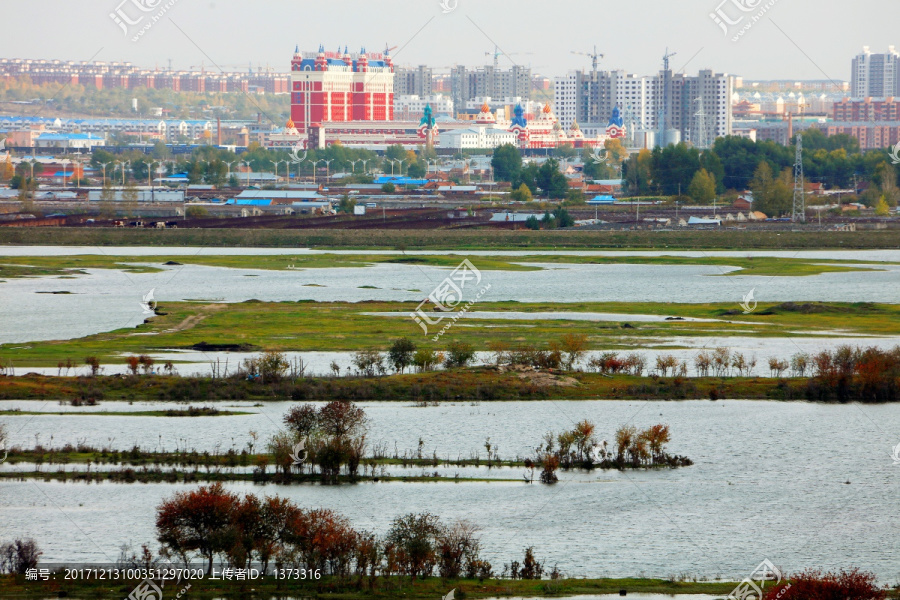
[5,0,897,84]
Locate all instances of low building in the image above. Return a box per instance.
[442,126,517,149]
[35,132,105,150]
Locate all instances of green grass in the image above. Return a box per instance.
[1,300,896,369]
[0,252,892,281]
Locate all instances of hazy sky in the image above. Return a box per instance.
[6,0,897,84]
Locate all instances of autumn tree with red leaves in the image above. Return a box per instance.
[763,568,885,600]
[155,483,238,575]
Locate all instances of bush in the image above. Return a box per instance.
[388,338,417,373]
[0,538,42,574]
[444,341,475,369]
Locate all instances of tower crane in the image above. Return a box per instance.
[485,45,528,71]
[661,48,677,72]
[571,46,603,73]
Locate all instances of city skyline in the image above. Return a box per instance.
[4,0,897,83]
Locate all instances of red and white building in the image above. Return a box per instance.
[290,45,394,129]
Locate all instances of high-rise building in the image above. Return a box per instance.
[554,68,733,146]
[450,65,532,112]
[289,45,394,129]
[394,65,433,96]
[851,47,900,98]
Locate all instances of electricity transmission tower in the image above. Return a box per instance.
[792,134,806,223]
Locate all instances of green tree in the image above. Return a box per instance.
[687,168,717,203]
[388,338,417,373]
[513,162,539,194]
[406,160,426,178]
[185,206,208,219]
[875,196,891,216]
[749,161,794,217]
[874,161,899,207]
[509,183,533,202]
[536,158,569,199]
[490,143,522,182]
[381,182,396,193]
[622,149,652,196]
[650,143,701,195]
[552,207,575,228]
[444,341,475,368]
[337,194,357,214]
[525,215,540,230]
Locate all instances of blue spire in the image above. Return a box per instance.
[294,44,299,53]
[344,45,348,54]
[361,46,366,54]
[608,105,624,128]
[318,44,324,53]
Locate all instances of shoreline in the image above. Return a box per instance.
[0,370,884,403]
[3,227,900,250]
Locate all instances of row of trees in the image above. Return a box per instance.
[532,421,688,482]
[491,147,570,199]
[621,133,900,213]
[156,484,517,582]
[348,340,476,376]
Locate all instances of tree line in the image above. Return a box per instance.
[155,483,554,583]
[530,421,691,483]
[622,133,900,214]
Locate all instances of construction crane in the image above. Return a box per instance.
[571,46,603,73]
[485,45,529,71]
[661,48,677,72]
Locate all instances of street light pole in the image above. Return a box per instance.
[147,161,160,203]
[240,161,251,187]
[101,161,114,187]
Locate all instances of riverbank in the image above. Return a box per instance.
[2,227,900,250]
[1,251,893,280]
[0,574,741,600]
[4,300,898,368]
[0,369,883,403]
